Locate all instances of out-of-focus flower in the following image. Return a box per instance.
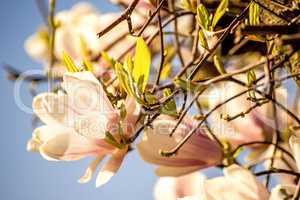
[207,81,288,147]
[137,115,223,177]
[269,184,297,200]
[154,172,205,200]
[201,164,270,200]
[290,135,300,171]
[27,71,140,187]
[24,3,150,77]
[266,136,300,199]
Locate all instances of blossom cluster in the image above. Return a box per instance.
[11,0,300,199]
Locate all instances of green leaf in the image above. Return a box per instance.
[137,75,145,94]
[247,69,256,99]
[174,77,208,93]
[196,4,210,30]
[120,103,127,120]
[249,2,260,25]
[133,37,151,92]
[83,59,94,72]
[180,0,197,12]
[101,52,115,67]
[211,0,228,28]
[115,62,134,96]
[198,30,208,49]
[124,54,134,73]
[114,62,144,104]
[62,51,78,72]
[144,93,158,105]
[160,63,172,80]
[247,69,256,85]
[213,55,226,74]
[104,131,126,149]
[161,88,178,117]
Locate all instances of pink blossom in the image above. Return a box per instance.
[202,165,270,200]
[154,172,205,200]
[24,3,152,78]
[137,115,223,177]
[27,71,140,187]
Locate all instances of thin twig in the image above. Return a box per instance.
[97,0,140,38]
[160,87,252,156]
[255,169,300,177]
[153,7,165,89]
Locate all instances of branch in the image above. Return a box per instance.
[97,0,140,38]
[176,3,250,79]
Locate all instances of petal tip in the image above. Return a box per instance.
[95,171,114,188]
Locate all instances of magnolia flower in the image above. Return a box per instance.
[269,184,297,200]
[154,172,205,200]
[153,163,300,200]
[202,164,270,200]
[137,115,223,177]
[27,71,140,187]
[266,136,300,199]
[289,135,300,171]
[207,81,288,147]
[24,3,150,77]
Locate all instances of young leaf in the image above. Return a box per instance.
[133,37,151,92]
[211,0,228,28]
[101,52,115,67]
[180,0,196,12]
[83,59,94,72]
[161,88,178,117]
[120,103,127,120]
[198,30,208,49]
[160,63,172,80]
[249,2,260,25]
[247,69,256,99]
[196,4,210,30]
[105,131,126,149]
[124,54,134,73]
[213,55,226,74]
[62,51,78,72]
[115,62,134,96]
[144,93,158,105]
[247,69,256,85]
[173,77,206,92]
[137,75,145,94]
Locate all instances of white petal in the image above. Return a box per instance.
[78,152,106,184]
[33,93,69,126]
[95,148,127,187]
[62,72,116,123]
[224,165,269,200]
[27,125,66,152]
[38,126,101,161]
[95,171,114,188]
[154,177,177,200]
[154,172,206,200]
